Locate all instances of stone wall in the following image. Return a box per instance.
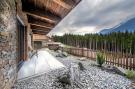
[0,0,17,89]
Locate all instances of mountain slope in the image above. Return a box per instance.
[100,17,135,34]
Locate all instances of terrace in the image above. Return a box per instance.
[0,0,135,89]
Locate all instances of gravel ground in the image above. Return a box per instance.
[49,50,134,89]
[13,67,75,89]
[13,50,134,89]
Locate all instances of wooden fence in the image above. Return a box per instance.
[60,47,135,70]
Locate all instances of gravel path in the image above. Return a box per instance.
[49,50,134,89]
[13,50,134,89]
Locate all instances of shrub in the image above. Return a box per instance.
[126,70,135,79]
[96,52,105,67]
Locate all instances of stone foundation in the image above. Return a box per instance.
[0,0,17,89]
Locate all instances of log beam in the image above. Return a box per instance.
[21,0,61,22]
[52,0,71,9]
[27,15,55,28]
[26,12,56,24]
[32,31,49,35]
[30,24,51,31]
[30,24,53,29]
[32,30,49,33]
[63,0,81,6]
[32,29,50,34]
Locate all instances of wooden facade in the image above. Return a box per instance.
[0,0,81,88]
[15,0,81,61]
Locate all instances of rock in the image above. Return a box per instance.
[115,67,126,76]
[57,73,71,85]
[56,52,68,58]
[58,50,62,53]
[79,57,86,61]
[56,54,64,58]
[103,65,126,76]
[78,62,85,71]
[62,52,68,57]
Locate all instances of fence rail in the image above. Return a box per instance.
[60,47,135,70]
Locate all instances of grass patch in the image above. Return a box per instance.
[125,70,135,79]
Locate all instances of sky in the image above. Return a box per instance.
[48,0,135,36]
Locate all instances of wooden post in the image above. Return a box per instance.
[133,54,135,70]
[129,54,132,70]
[126,50,128,69]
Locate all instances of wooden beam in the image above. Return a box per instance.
[30,24,51,31]
[32,29,50,33]
[33,32,49,35]
[27,15,55,28]
[33,33,47,35]
[52,0,71,9]
[26,12,56,24]
[33,30,49,33]
[32,30,49,33]
[21,0,61,22]
[30,24,53,29]
[63,0,81,6]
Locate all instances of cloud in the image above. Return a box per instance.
[48,0,135,36]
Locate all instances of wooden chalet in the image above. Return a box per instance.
[16,0,81,61]
[0,0,81,88]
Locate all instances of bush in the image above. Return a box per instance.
[96,52,105,67]
[126,70,135,79]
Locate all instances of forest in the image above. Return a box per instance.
[53,31,135,55]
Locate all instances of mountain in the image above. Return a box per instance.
[100,17,135,34]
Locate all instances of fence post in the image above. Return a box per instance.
[120,52,123,68]
[126,51,128,69]
[129,53,132,70]
[105,51,108,64]
[87,49,88,58]
[117,53,119,67]
[133,54,135,70]
[81,48,83,57]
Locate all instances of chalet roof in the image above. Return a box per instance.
[21,0,81,35]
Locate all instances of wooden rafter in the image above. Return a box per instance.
[32,30,49,33]
[63,0,80,6]
[22,0,61,22]
[32,29,49,34]
[32,30,50,34]
[49,0,71,10]
[26,12,56,24]
[32,28,50,32]
[30,24,51,31]
[30,24,53,29]
[27,15,55,28]
[21,0,81,35]
[33,33,47,35]
[33,31,49,35]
